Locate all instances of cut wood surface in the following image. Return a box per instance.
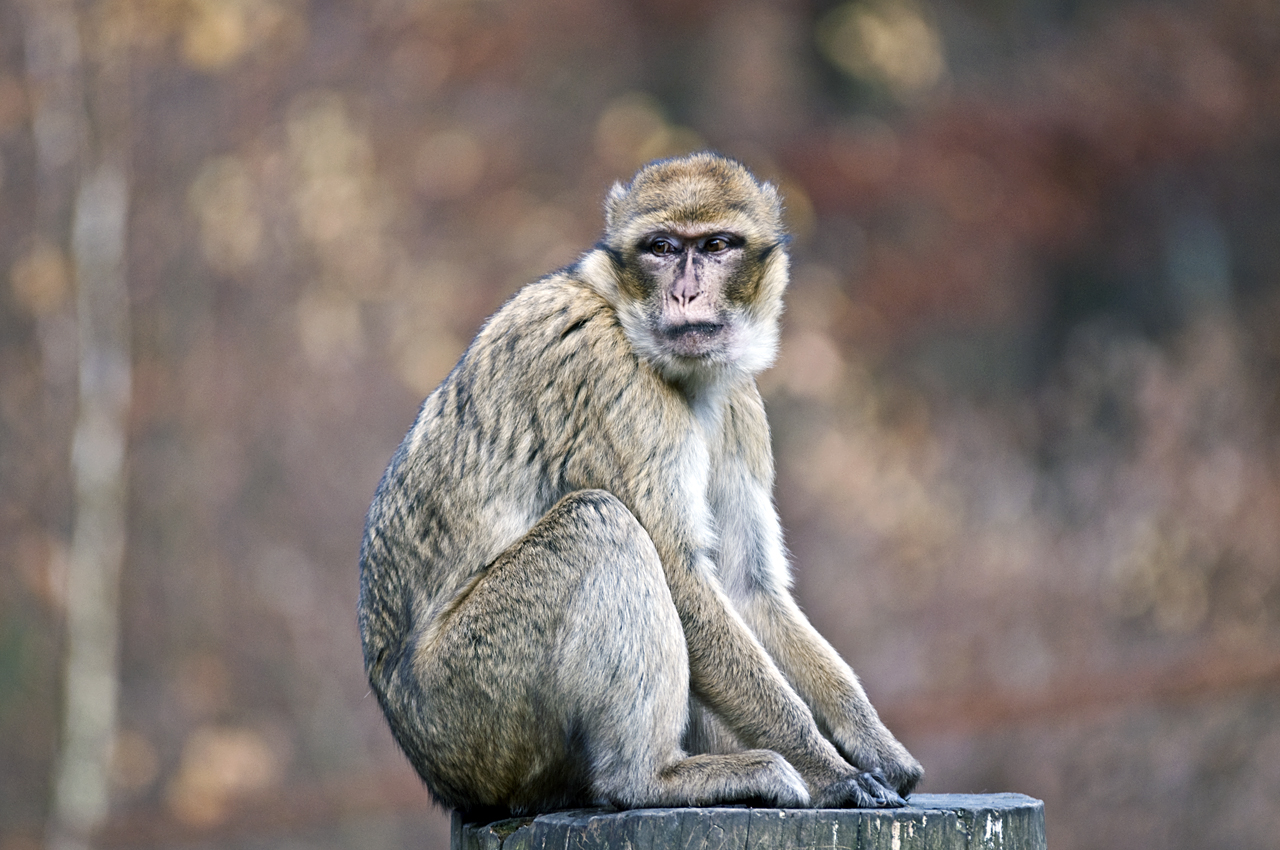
[452,793,1046,850]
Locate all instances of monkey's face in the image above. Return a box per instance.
[605,223,786,387]
[633,228,746,360]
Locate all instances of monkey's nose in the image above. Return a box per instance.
[672,274,701,305]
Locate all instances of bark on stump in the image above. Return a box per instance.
[452,792,1046,850]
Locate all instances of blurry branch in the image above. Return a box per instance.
[53,164,132,850]
[21,1,134,848]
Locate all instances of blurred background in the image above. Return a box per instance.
[2,0,1280,848]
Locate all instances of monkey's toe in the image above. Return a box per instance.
[763,760,810,808]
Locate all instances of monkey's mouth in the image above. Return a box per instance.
[659,322,727,357]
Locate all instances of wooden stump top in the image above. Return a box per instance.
[451,792,1046,850]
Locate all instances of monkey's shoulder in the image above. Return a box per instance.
[472,273,634,368]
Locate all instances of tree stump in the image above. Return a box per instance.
[451,793,1046,850]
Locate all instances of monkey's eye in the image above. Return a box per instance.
[703,236,731,253]
[647,237,678,256]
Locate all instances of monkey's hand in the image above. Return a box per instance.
[812,769,906,809]
[834,731,924,798]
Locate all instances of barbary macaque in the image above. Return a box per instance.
[359,153,923,814]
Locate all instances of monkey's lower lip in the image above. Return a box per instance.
[661,322,726,355]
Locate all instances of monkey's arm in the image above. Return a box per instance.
[741,593,923,796]
[666,559,904,807]
[710,386,921,797]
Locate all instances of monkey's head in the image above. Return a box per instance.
[580,153,790,391]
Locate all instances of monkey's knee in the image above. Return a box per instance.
[538,490,654,557]
[539,490,680,643]
[548,490,687,697]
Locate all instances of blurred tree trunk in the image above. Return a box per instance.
[20,2,134,848]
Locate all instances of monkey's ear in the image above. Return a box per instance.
[604,181,629,231]
[759,181,785,229]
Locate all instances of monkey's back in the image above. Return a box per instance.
[358,271,680,690]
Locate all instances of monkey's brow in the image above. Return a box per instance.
[645,224,742,240]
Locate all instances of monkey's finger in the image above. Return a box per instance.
[815,773,904,809]
[856,771,906,808]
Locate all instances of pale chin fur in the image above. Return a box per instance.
[619,300,779,396]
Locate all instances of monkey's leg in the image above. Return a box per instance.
[415,490,808,812]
